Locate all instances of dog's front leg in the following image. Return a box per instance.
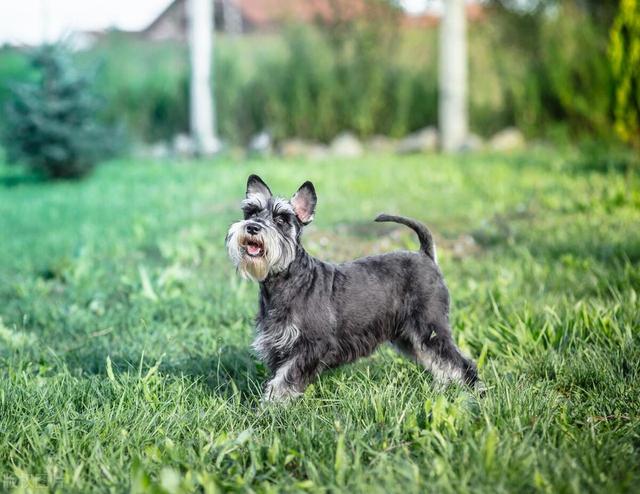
[262,350,325,403]
[262,359,304,403]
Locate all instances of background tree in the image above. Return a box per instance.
[487,0,617,138]
[609,0,640,148]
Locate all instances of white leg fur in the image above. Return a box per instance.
[262,360,302,402]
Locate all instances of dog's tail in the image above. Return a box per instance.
[375,213,437,262]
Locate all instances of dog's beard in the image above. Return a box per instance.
[226,221,297,282]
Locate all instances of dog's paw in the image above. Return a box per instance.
[473,379,488,397]
[262,381,302,404]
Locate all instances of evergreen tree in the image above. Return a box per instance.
[2,45,119,179]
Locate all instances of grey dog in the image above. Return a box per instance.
[226,175,480,401]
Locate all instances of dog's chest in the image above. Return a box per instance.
[252,311,300,360]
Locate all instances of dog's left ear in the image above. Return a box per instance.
[291,181,317,225]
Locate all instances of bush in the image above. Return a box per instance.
[540,5,613,138]
[2,45,121,179]
[0,47,35,111]
[216,18,438,143]
[572,138,640,174]
[609,0,640,148]
[90,2,438,145]
[486,2,616,139]
[88,35,189,142]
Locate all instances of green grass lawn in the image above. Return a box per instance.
[1,151,639,493]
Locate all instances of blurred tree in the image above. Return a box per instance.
[189,0,220,155]
[439,0,468,151]
[2,45,120,179]
[488,1,620,54]
[487,0,619,138]
[491,0,618,23]
[609,0,640,147]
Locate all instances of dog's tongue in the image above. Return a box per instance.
[247,244,262,256]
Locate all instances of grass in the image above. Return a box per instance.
[0,150,639,493]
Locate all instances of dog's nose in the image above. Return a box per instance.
[245,223,261,235]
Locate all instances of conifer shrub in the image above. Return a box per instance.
[2,45,121,179]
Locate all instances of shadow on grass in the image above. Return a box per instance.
[64,344,265,402]
[471,207,640,265]
[162,345,266,400]
[569,140,639,175]
[0,171,45,188]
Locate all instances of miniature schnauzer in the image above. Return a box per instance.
[226,175,480,401]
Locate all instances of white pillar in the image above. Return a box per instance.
[439,0,468,152]
[188,0,219,156]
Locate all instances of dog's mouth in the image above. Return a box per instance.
[242,238,264,258]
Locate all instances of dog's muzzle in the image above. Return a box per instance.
[241,222,265,257]
[242,236,264,257]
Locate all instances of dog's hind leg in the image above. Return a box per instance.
[404,319,479,388]
[391,336,417,360]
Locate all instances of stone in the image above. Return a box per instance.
[330,132,364,158]
[489,128,525,151]
[461,133,484,152]
[173,133,195,157]
[248,131,272,156]
[396,127,439,154]
[366,135,397,153]
[279,138,310,158]
[148,141,171,160]
[307,144,330,160]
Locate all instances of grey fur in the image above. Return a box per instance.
[226,175,480,402]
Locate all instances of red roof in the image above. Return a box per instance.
[238,0,396,29]
[402,3,486,29]
[143,0,485,38]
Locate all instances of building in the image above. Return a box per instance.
[141,0,385,41]
[139,0,485,41]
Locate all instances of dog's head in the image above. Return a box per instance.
[226,174,316,281]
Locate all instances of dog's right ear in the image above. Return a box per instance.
[246,174,272,201]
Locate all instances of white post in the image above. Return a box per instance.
[188,0,219,156]
[439,0,468,152]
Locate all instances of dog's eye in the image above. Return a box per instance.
[274,215,288,226]
[243,207,259,219]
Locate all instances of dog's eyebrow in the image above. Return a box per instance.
[242,195,267,210]
[272,198,295,215]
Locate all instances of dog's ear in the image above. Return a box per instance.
[246,174,272,201]
[291,181,317,225]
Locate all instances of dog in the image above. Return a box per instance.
[226,174,480,401]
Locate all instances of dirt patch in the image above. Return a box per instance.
[304,224,483,262]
